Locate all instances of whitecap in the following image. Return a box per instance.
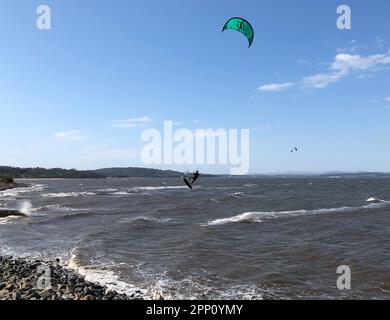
[119,216,172,224]
[0,184,45,198]
[203,200,390,226]
[204,212,264,226]
[136,186,187,191]
[366,197,386,203]
[41,192,96,198]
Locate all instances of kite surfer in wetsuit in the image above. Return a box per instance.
[188,170,200,186]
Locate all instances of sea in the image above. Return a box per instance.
[0,177,389,299]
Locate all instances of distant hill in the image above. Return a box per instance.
[0,166,186,179]
[94,167,183,178]
[250,172,390,178]
[0,166,103,179]
[317,172,390,178]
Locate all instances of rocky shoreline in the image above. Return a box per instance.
[0,181,145,301]
[0,256,144,300]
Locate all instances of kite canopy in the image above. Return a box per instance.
[222,17,254,47]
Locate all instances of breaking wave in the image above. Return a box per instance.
[119,216,172,225]
[0,184,45,198]
[203,198,390,226]
[102,186,186,195]
[96,188,119,193]
[41,192,96,198]
[64,249,150,299]
[204,212,264,226]
[32,204,89,213]
[136,186,187,191]
[228,192,247,198]
[366,197,386,203]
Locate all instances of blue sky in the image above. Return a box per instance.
[1,0,390,173]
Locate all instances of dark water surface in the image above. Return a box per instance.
[1,177,389,299]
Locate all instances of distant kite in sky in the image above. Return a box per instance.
[222,17,254,48]
[291,147,298,153]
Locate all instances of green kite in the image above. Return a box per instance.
[222,17,254,48]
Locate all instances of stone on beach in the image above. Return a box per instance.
[0,210,26,218]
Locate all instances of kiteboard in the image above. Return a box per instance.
[182,176,193,189]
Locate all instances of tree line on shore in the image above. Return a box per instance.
[0,166,186,179]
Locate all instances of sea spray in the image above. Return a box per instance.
[19,200,33,216]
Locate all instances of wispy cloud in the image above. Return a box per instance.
[108,117,152,128]
[301,71,346,89]
[330,52,390,72]
[259,51,390,92]
[258,82,295,92]
[384,97,390,102]
[54,130,86,141]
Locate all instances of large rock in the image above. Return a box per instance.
[0,210,26,218]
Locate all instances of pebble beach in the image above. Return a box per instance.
[0,256,144,300]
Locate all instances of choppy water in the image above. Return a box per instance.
[1,177,390,299]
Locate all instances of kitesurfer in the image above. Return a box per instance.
[188,170,200,185]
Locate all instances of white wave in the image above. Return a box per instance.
[110,189,143,195]
[203,200,390,226]
[0,184,45,198]
[366,197,386,203]
[65,251,151,299]
[104,186,188,195]
[243,184,258,188]
[136,186,187,191]
[119,216,172,224]
[140,271,264,300]
[203,212,264,226]
[110,191,132,196]
[107,187,183,195]
[32,204,89,213]
[41,191,96,198]
[97,188,119,193]
[228,192,247,198]
[0,215,22,225]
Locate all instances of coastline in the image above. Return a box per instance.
[0,256,144,300]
